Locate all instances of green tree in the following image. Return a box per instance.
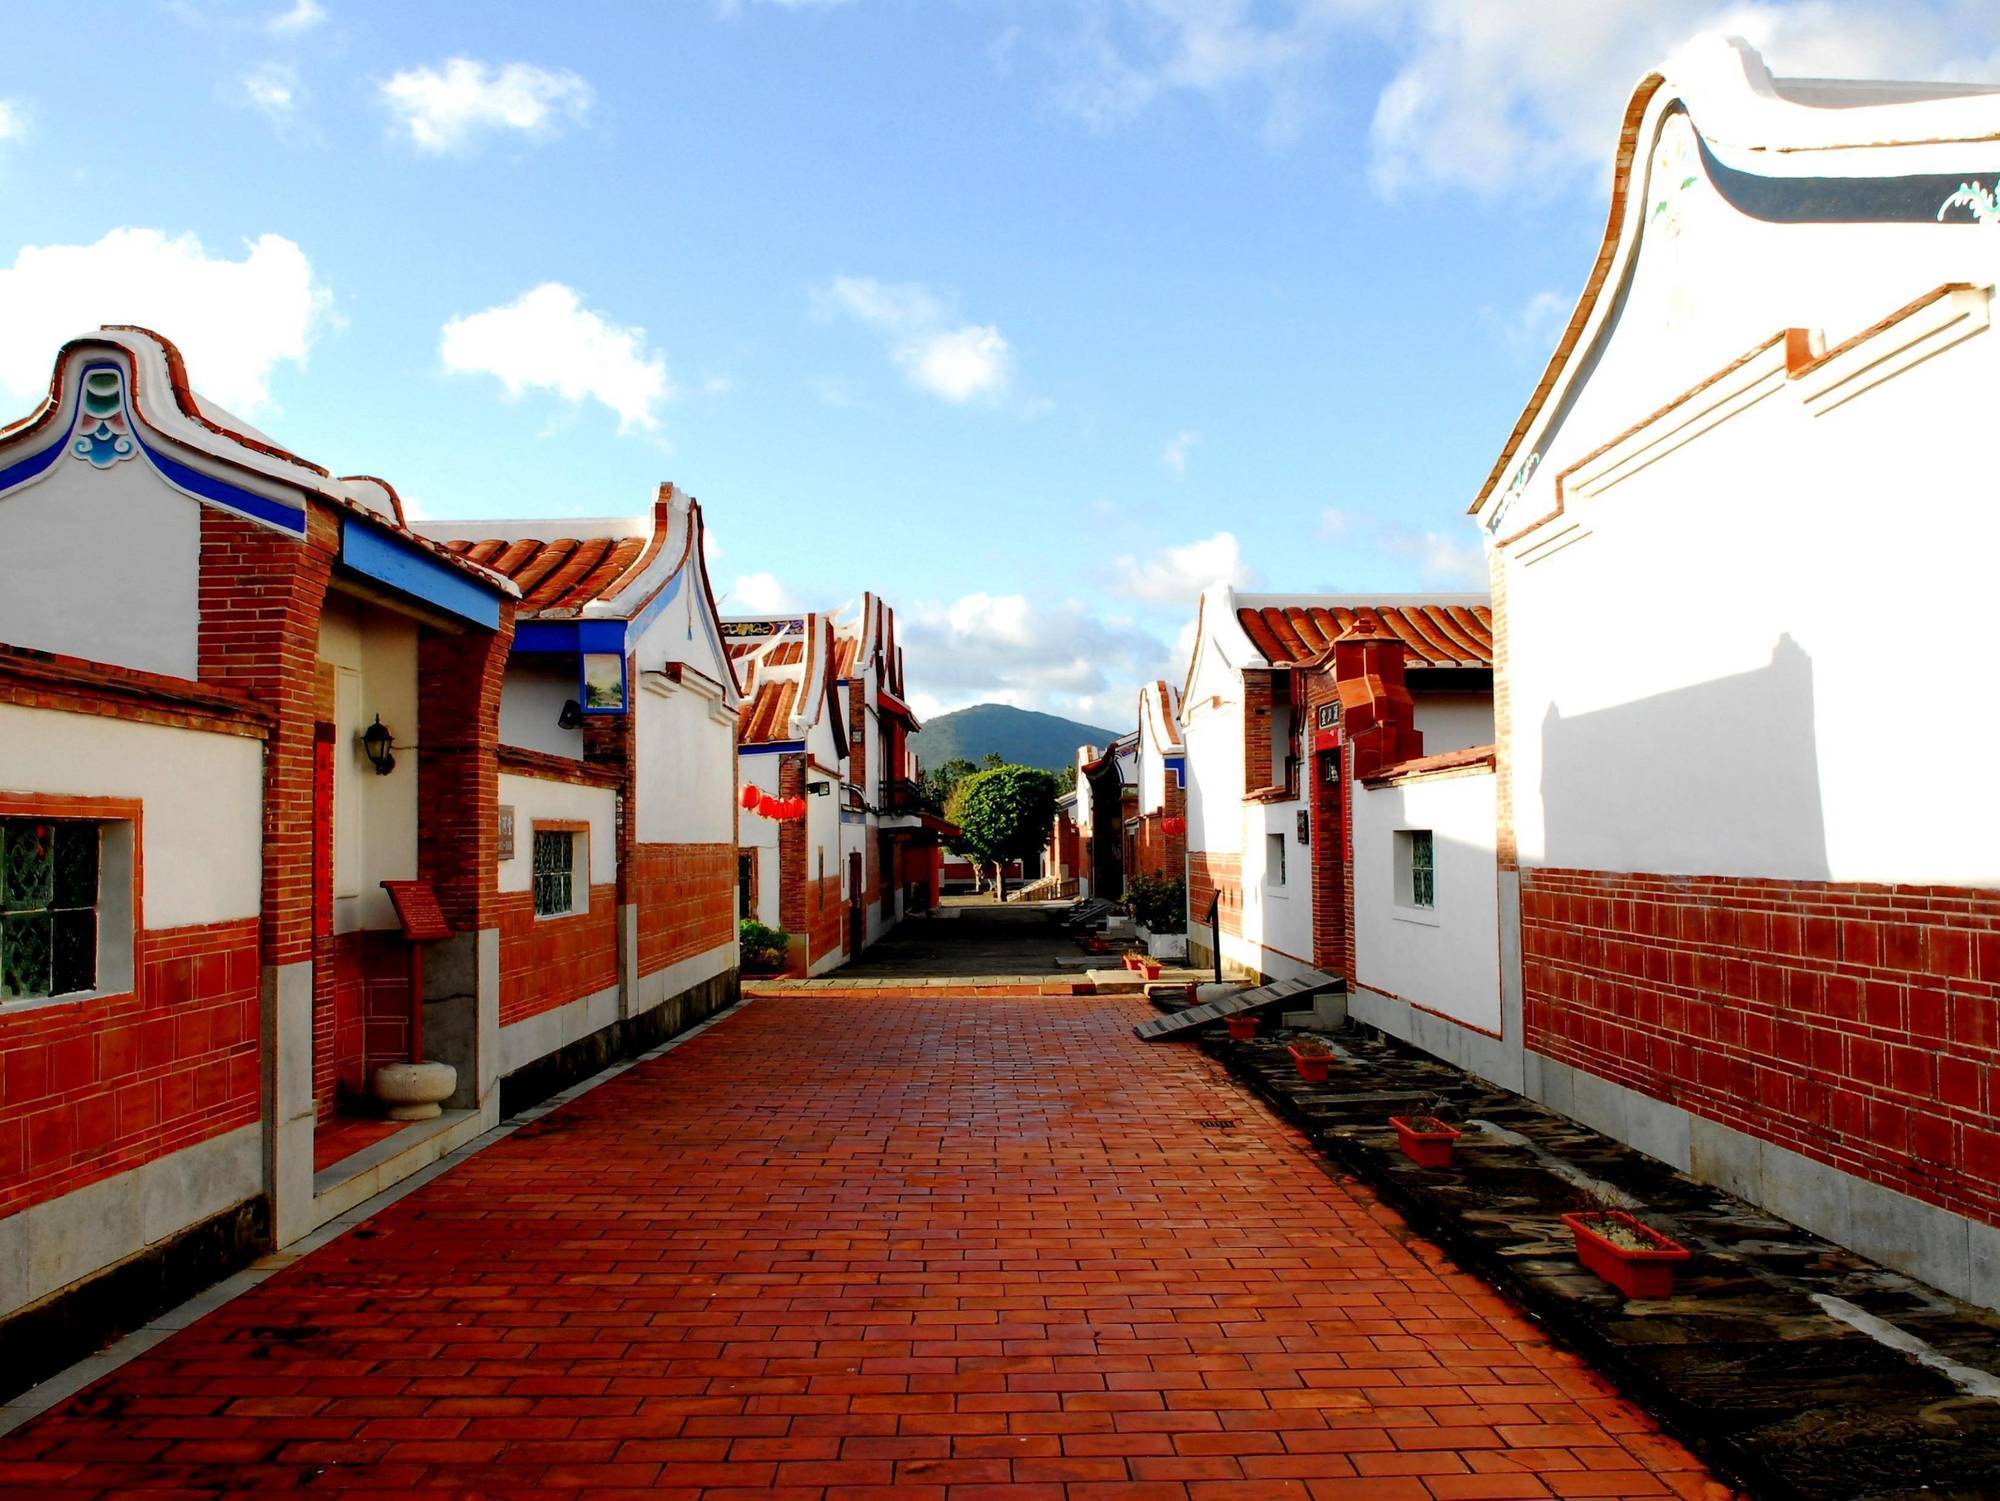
[1054,764,1077,795]
[945,764,1057,901]
[918,757,978,816]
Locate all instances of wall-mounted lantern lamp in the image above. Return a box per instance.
[362,715,396,777]
[805,781,832,797]
[557,699,585,731]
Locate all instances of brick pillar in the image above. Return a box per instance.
[1332,619,1421,780]
[1164,776,1187,875]
[415,610,515,934]
[198,508,337,968]
[1243,670,1274,793]
[777,754,808,940]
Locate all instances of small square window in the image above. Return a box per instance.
[1266,832,1286,888]
[1396,829,1435,910]
[533,829,576,917]
[2,819,101,1001]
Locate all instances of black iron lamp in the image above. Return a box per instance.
[805,781,832,797]
[557,699,584,731]
[362,715,396,777]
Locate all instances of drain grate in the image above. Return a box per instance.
[1195,1117,1238,1131]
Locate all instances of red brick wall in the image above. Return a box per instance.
[497,883,619,1027]
[311,930,415,1115]
[0,918,260,1217]
[1188,852,1244,942]
[416,618,514,934]
[1243,670,1274,793]
[1523,868,2000,1229]
[808,872,843,968]
[776,756,808,938]
[633,842,736,976]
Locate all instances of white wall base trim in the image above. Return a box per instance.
[1192,929,1324,986]
[500,982,623,1076]
[1350,985,1527,1094]
[0,1122,262,1318]
[631,941,735,1016]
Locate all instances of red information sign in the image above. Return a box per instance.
[380,880,452,943]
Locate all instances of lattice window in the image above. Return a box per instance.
[1,819,100,1000]
[533,829,575,917]
[1397,828,1435,911]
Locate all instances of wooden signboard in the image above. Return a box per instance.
[381,880,452,943]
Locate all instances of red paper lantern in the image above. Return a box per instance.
[755,791,780,818]
[739,784,760,811]
[788,797,806,819]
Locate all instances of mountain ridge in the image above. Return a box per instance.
[910,702,1120,773]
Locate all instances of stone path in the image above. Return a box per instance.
[0,996,1729,1499]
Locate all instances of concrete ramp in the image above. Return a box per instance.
[1132,974,1340,1040]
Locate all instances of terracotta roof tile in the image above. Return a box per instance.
[435,532,650,613]
[738,678,798,744]
[1237,602,1492,669]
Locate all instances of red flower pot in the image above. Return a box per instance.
[1389,1115,1462,1168]
[1140,961,1162,980]
[1225,1014,1258,1042]
[1561,1211,1691,1299]
[1122,954,1142,971]
[1289,1045,1331,1083]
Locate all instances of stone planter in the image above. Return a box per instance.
[1562,1211,1691,1299]
[372,1060,457,1121]
[1137,926,1188,962]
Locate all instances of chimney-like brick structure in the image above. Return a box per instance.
[1332,619,1421,780]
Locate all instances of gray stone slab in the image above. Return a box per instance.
[1133,975,1335,1040]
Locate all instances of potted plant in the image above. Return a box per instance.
[1288,1035,1334,1083]
[1562,1203,1692,1298]
[1225,1013,1258,1042]
[1389,1112,1462,1168]
[1139,959,1162,980]
[1129,875,1189,962]
[738,919,790,976]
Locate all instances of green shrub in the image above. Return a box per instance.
[1127,875,1187,934]
[739,919,789,969]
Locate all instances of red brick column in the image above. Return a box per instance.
[197,508,336,969]
[776,755,808,939]
[581,659,636,906]
[1333,620,1421,779]
[1242,671,1274,793]
[415,608,515,934]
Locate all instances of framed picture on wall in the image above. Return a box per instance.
[581,652,627,712]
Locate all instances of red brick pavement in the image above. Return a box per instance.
[0,997,1733,1499]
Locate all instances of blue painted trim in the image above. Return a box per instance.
[340,521,502,630]
[740,740,804,755]
[625,565,682,640]
[1690,108,1997,224]
[1164,754,1187,790]
[0,429,68,494]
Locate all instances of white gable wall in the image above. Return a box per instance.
[0,455,200,678]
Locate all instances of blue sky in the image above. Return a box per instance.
[4,0,1998,726]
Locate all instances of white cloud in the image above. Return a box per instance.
[1494,288,1569,358]
[440,283,673,434]
[727,571,798,612]
[0,100,26,142]
[241,63,301,123]
[379,58,593,153]
[1032,2,2000,192]
[902,592,1175,718]
[1317,506,1349,539]
[1110,529,1256,605]
[0,228,332,416]
[816,274,1013,403]
[1377,523,1488,586]
[266,0,325,34]
[1163,428,1199,476]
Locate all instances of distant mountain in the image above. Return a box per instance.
[910,703,1120,773]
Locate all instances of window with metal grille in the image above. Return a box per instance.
[1397,828,1435,910]
[1,819,100,1001]
[533,829,575,917]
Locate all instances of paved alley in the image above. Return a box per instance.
[0,997,1726,1500]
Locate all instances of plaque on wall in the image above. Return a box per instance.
[497,804,516,862]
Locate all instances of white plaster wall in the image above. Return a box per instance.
[1414,695,1495,757]
[0,703,260,930]
[1352,770,1501,1034]
[1504,313,2000,885]
[1181,701,1243,856]
[0,456,199,679]
[634,684,734,846]
[1238,799,1312,970]
[496,774,617,894]
[499,659,584,760]
[736,754,782,929]
[317,596,419,934]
